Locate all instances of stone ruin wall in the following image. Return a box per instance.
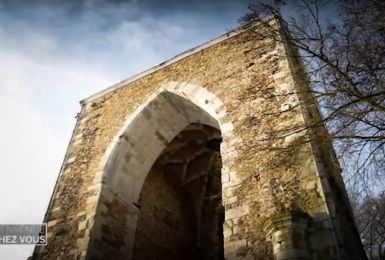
[33,20,365,260]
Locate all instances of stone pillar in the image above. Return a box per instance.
[263,211,312,260]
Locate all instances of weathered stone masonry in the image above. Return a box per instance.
[33,19,366,259]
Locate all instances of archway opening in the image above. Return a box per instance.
[92,88,232,260]
[132,123,224,260]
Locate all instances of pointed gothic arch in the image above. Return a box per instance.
[84,83,239,259]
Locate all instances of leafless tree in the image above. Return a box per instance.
[240,0,385,192]
[350,191,385,259]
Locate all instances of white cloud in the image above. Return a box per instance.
[0,53,25,94]
[0,97,61,223]
[0,31,116,260]
[0,96,65,259]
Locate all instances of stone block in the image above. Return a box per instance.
[225,205,249,220]
[224,239,247,253]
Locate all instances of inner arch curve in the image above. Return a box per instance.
[87,86,231,260]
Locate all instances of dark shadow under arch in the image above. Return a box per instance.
[132,124,224,260]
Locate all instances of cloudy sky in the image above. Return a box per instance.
[0,0,254,258]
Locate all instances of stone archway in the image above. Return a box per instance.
[85,83,239,260]
[31,19,368,259]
